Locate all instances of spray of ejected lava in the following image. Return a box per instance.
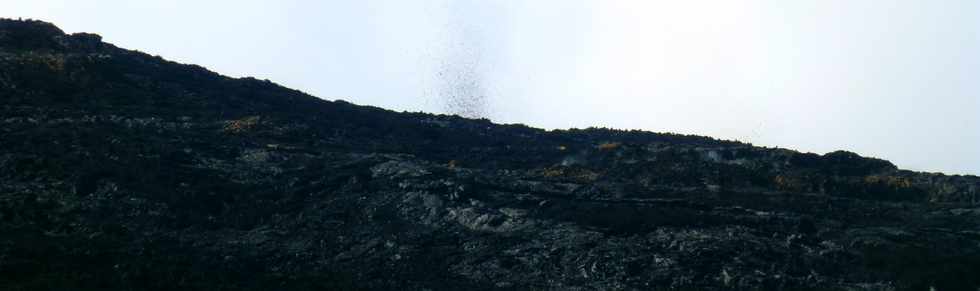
[429,1,496,119]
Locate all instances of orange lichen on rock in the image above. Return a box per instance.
[597,142,621,151]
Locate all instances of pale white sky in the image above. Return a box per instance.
[4,1,979,175]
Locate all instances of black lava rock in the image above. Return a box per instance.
[1,18,979,291]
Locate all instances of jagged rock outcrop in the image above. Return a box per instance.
[1,19,979,291]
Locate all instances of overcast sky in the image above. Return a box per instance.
[5,1,979,175]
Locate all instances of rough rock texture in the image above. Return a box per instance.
[1,19,979,291]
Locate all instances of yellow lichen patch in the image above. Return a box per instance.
[45,55,66,72]
[774,175,806,191]
[542,167,564,178]
[224,116,261,134]
[571,169,601,182]
[773,175,787,189]
[597,142,621,151]
[864,175,913,189]
[541,166,600,182]
[30,54,66,73]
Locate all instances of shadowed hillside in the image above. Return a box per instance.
[2,19,979,291]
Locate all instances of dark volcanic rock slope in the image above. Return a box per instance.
[2,19,979,291]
